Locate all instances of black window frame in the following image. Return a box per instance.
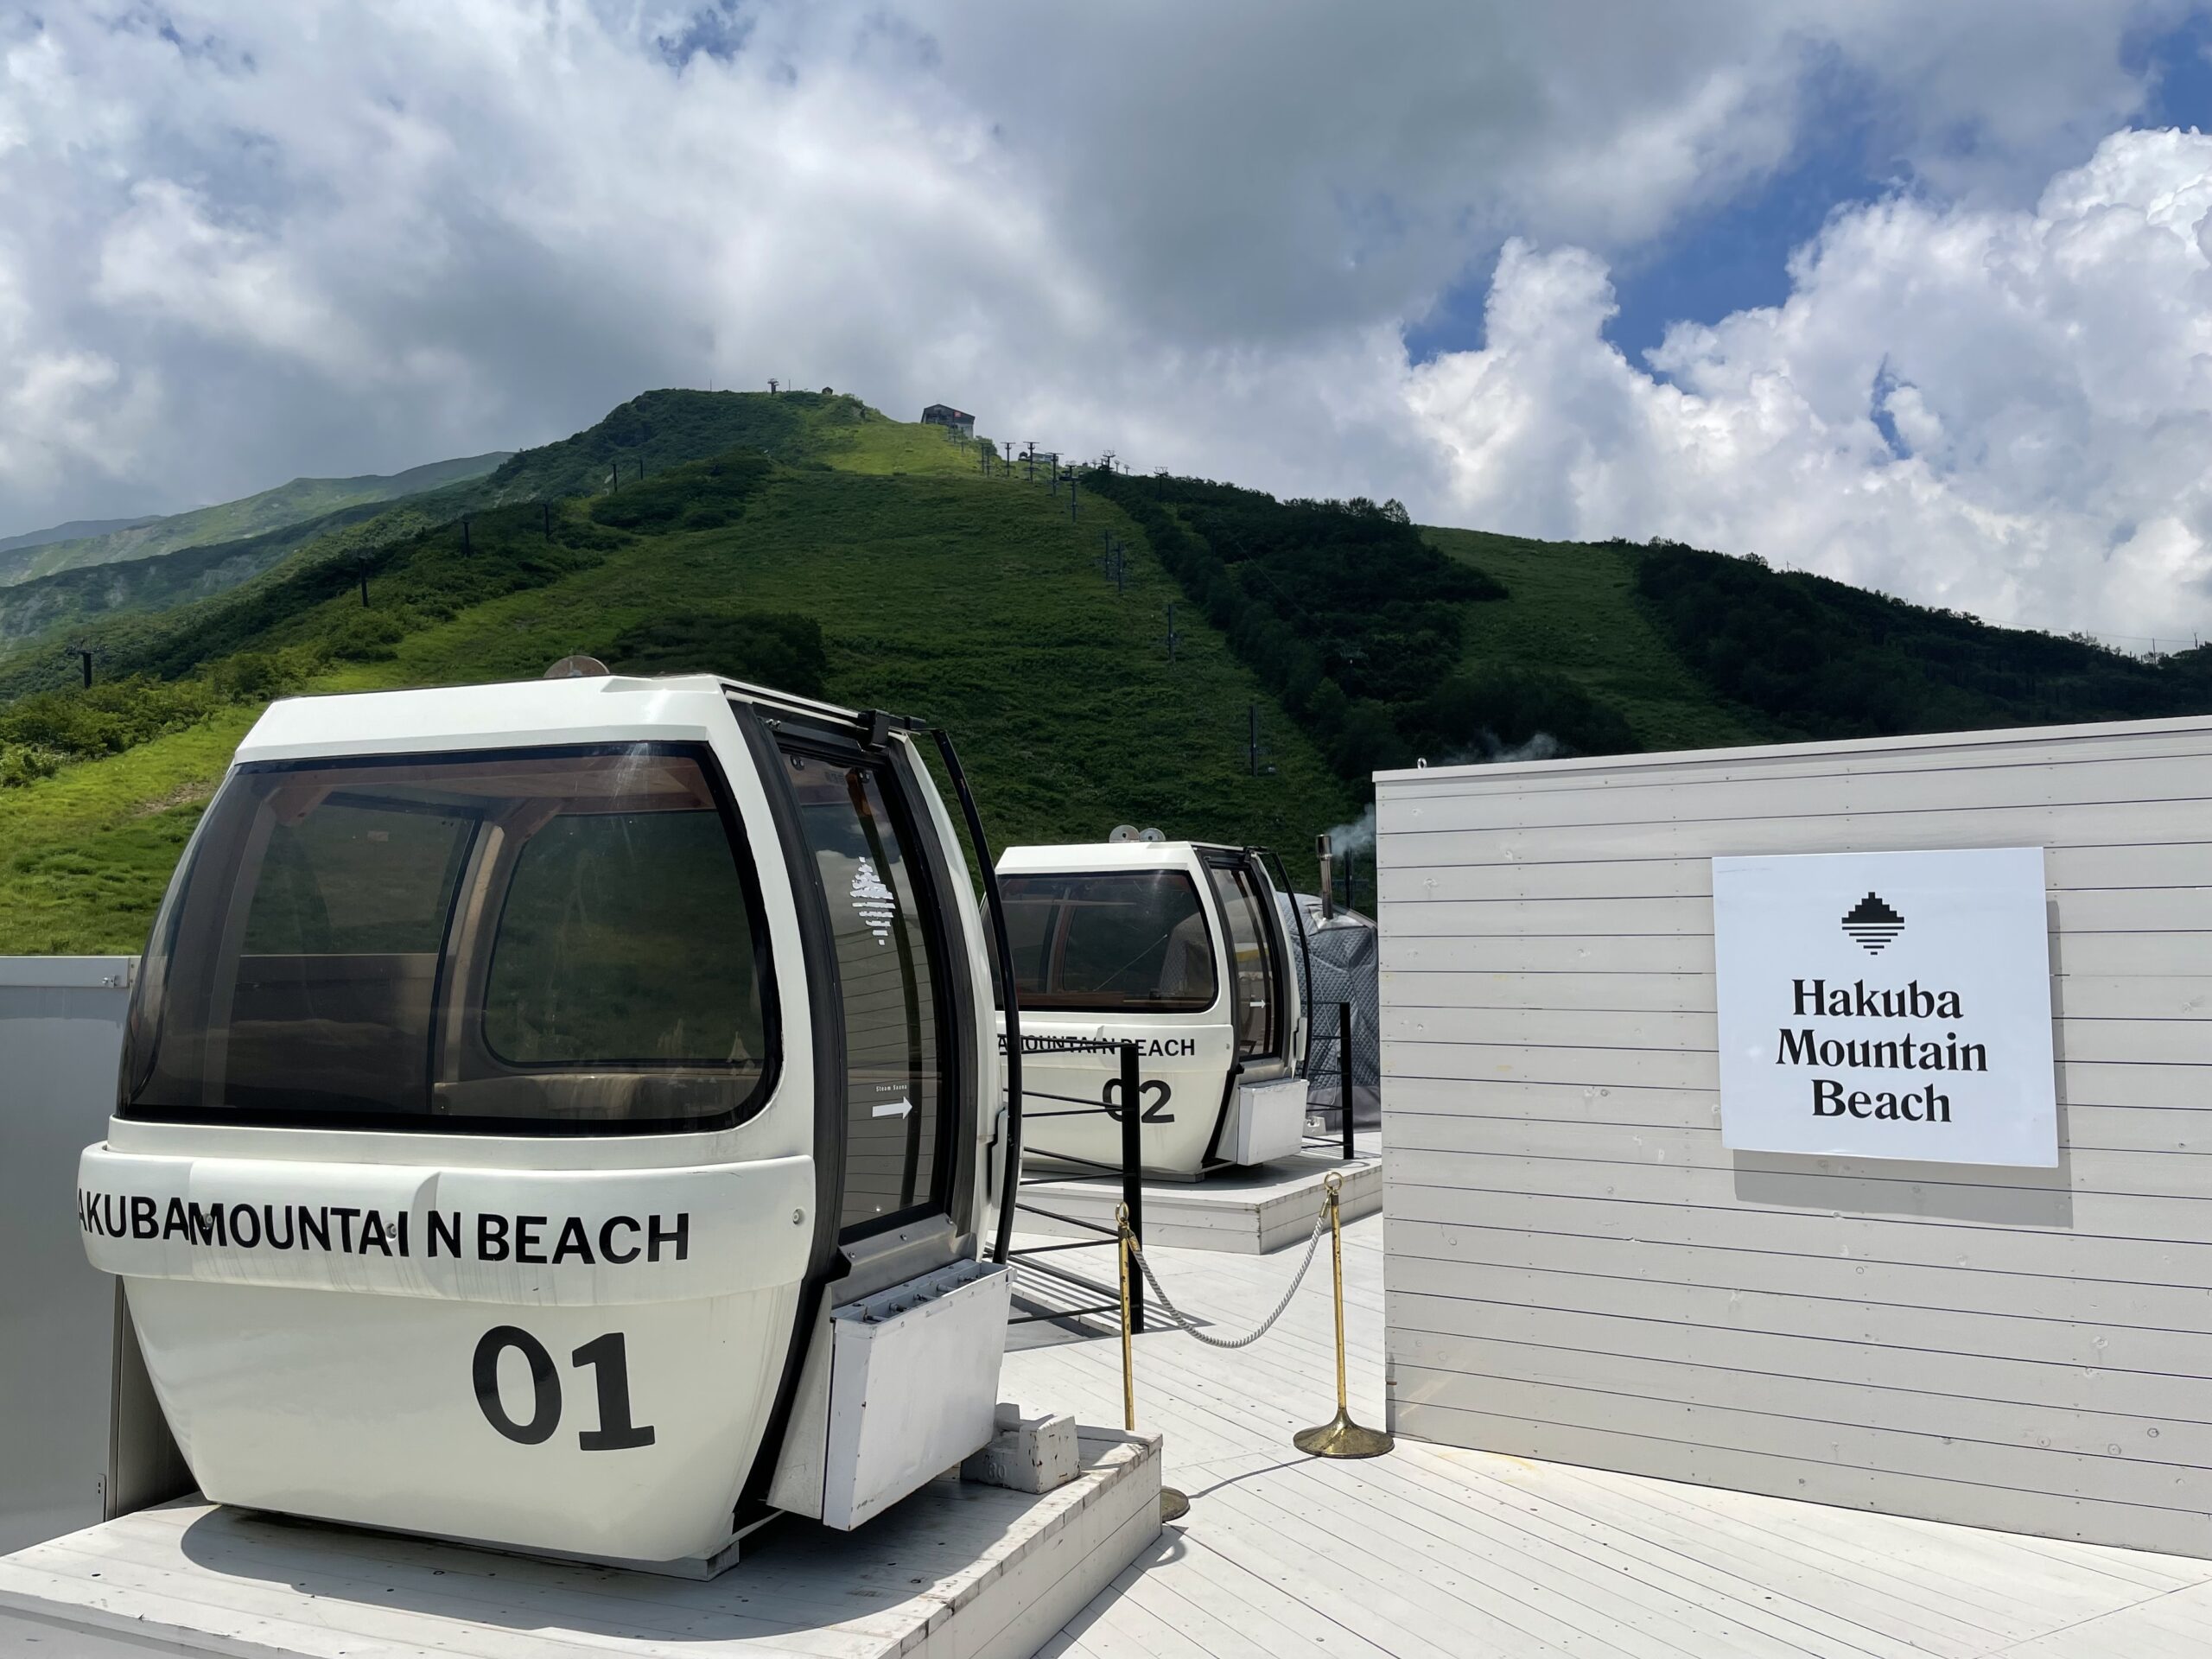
[117,740,784,1138]
[1201,850,1286,1064]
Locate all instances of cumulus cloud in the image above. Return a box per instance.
[0,1,2204,637]
[1407,129,2212,639]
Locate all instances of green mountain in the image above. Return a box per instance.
[0,394,1356,952]
[1086,472,2212,764]
[3,386,2209,957]
[0,452,512,586]
[0,499,454,654]
[0,514,162,556]
[0,392,950,697]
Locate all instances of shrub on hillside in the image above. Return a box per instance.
[211,652,302,702]
[590,448,778,533]
[323,609,410,661]
[608,611,829,698]
[0,677,224,765]
[0,742,60,788]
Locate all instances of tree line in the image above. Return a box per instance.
[1635,541,2212,739]
[1084,469,1637,779]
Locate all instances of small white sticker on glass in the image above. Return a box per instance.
[850,857,896,943]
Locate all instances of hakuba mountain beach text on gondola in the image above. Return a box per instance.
[75,1192,691,1265]
[1712,847,2058,1167]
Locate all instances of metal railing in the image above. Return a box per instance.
[1004,1039,1149,1332]
[1300,1000,1363,1162]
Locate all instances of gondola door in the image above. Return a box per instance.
[774,738,952,1240]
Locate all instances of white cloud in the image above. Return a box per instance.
[0,0,2204,640]
[1407,129,2212,639]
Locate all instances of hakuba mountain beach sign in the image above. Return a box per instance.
[1711,846,2059,1166]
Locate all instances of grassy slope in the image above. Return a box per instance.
[0,453,511,585]
[1424,526,1775,752]
[0,404,1353,953]
[0,395,842,698]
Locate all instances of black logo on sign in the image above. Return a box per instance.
[1840,892,1904,955]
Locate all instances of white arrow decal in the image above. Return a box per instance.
[873,1097,915,1120]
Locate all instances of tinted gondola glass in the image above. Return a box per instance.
[1205,858,1280,1058]
[778,747,948,1235]
[122,746,774,1131]
[999,871,1218,1013]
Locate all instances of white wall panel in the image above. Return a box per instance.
[1376,715,2212,1555]
[0,958,132,1554]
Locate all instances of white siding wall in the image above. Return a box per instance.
[0,958,132,1554]
[1375,715,2212,1558]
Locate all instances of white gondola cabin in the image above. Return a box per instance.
[995,841,1308,1179]
[75,673,1020,1568]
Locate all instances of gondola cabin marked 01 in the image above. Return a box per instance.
[74,673,1012,1568]
[995,841,1307,1179]
[1713,846,2058,1166]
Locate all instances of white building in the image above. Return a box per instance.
[1376,713,2212,1558]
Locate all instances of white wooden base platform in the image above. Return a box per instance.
[0,1430,1160,1659]
[1020,1141,1381,1255]
[1003,1217,2212,1658]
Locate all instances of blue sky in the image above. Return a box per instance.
[1407,15,2212,372]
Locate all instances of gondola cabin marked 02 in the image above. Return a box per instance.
[995,841,1307,1178]
[1713,846,2058,1166]
[74,673,1013,1568]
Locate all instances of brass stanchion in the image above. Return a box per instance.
[1117,1203,1191,1522]
[1294,1172,1393,1459]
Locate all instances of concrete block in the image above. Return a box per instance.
[962,1402,1079,1494]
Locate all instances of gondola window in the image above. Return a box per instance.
[120,747,775,1132]
[782,750,947,1234]
[998,872,1218,1013]
[1205,860,1281,1058]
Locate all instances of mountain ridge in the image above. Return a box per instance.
[0,451,513,587]
[0,514,163,556]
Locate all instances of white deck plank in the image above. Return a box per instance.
[1259,1455,1933,1659]
[1004,1212,2212,1659]
[0,1437,1161,1659]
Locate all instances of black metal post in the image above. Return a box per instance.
[1339,1002,1357,1160]
[76,650,92,689]
[542,501,552,542]
[1121,1038,1144,1332]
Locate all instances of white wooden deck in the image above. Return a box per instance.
[1007,1211,2212,1659]
[0,1432,1161,1658]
